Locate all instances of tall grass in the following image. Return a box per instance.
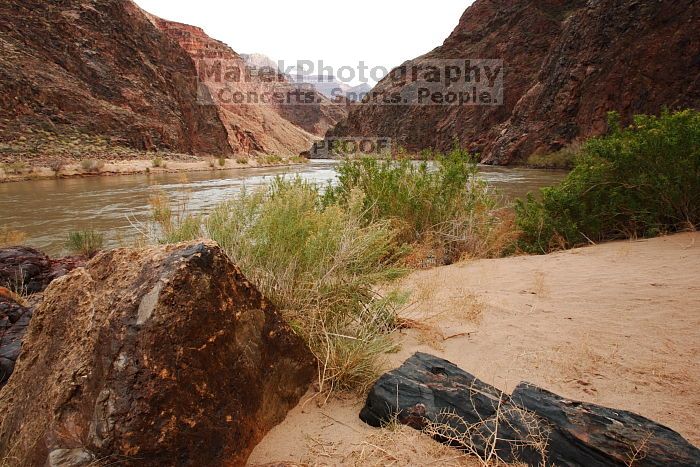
[149,191,202,244]
[151,179,407,394]
[147,149,520,393]
[517,110,700,253]
[323,148,518,263]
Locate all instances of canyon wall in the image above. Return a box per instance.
[152,18,346,155]
[330,0,700,164]
[0,0,346,158]
[0,0,232,155]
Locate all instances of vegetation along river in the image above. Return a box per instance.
[0,160,566,255]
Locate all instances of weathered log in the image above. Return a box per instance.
[360,352,700,466]
[512,383,700,466]
[360,352,547,464]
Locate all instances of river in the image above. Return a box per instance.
[0,160,566,255]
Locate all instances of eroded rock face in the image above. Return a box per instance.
[0,0,232,155]
[330,0,700,164]
[0,242,315,466]
[152,19,346,155]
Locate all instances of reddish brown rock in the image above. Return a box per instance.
[152,18,346,155]
[0,0,346,159]
[0,241,315,466]
[0,0,232,156]
[0,246,84,294]
[330,0,700,164]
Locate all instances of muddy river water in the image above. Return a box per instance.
[0,160,566,255]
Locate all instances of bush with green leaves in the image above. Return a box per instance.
[66,229,105,257]
[516,110,700,253]
[322,148,516,262]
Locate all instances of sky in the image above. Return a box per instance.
[133,0,474,84]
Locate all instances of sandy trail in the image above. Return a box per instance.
[248,232,700,465]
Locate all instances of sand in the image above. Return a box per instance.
[248,232,700,466]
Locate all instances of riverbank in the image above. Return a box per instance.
[248,232,700,465]
[0,155,305,183]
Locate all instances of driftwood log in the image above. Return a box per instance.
[360,352,700,466]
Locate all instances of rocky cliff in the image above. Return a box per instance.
[0,0,232,155]
[330,0,700,164]
[0,0,346,158]
[152,19,346,155]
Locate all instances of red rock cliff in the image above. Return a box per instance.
[152,18,346,155]
[0,0,346,158]
[0,0,232,155]
[330,0,700,164]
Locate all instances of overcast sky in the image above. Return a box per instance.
[133,0,474,84]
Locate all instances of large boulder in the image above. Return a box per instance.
[0,241,316,466]
[361,353,700,466]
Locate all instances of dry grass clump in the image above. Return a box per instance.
[148,190,201,244]
[423,402,549,466]
[343,424,479,466]
[151,156,166,168]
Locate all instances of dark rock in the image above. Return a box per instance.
[0,241,316,466]
[0,246,84,294]
[0,246,51,294]
[361,353,700,466]
[512,383,700,467]
[0,287,32,387]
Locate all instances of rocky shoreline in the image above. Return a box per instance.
[0,157,307,184]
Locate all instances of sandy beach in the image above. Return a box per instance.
[248,232,700,465]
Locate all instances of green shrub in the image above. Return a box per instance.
[66,229,105,257]
[322,148,517,262]
[261,154,283,165]
[218,155,227,167]
[149,191,202,244]
[2,161,27,175]
[516,110,700,253]
[289,155,308,164]
[235,156,249,165]
[526,143,580,169]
